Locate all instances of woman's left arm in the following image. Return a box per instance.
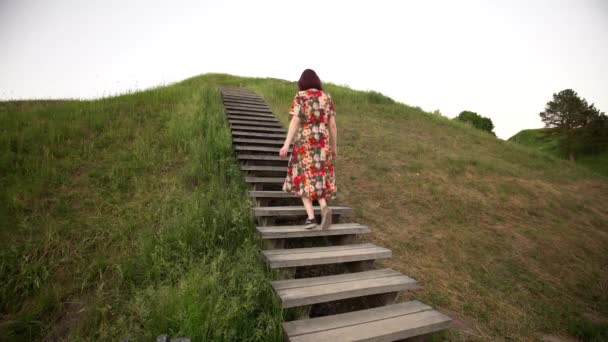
[280,115,300,158]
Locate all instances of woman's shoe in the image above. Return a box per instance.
[304,217,317,230]
[320,206,332,230]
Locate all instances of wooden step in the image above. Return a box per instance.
[229,120,283,128]
[233,138,285,146]
[223,98,267,105]
[262,243,391,268]
[241,165,286,172]
[221,91,260,98]
[225,109,276,117]
[231,125,286,133]
[237,146,286,153]
[249,190,296,199]
[272,269,416,308]
[228,115,280,123]
[225,102,270,108]
[254,206,353,217]
[225,105,272,114]
[258,223,370,239]
[232,131,287,139]
[245,176,285,184]
[238,155,288,162]
[283,301,452,342]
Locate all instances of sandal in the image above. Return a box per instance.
[304,217,317,230]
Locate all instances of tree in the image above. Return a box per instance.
[539,89,604,161]
[454,111,495,135]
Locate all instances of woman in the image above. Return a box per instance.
[279,69,338,229]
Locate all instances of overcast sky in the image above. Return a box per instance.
[1,0,607,139]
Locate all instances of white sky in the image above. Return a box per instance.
[1,0,607,139]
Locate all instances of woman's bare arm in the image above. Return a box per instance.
[329,115,338,158]
[280,115,300,158]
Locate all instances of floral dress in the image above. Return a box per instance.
[283,89,337,200]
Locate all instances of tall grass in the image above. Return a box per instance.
[0,77,282,341]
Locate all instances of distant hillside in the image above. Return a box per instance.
[1,74,607,341]
[510,128,608,176]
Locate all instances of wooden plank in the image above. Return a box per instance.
[224,105,272,113]
[236,146,285,153]
[225,109,276,117]
[245,177,285,183]
[274,268,401,290]
[223,99,267,106]
[237,155,287,161]
[253,206,353,217]
[262,243,391,268]
[249,190,295,198]
[223,98,267,104]
[221,91,260,98]
[284,301,431,336]
[227,115,280,123]
[288,309,451,341]
[229,120,283,128]
[257,223,370,239]
[232,131,287,139]
[224,100,271,110]
[233,138,285,146]
[231,125,286,133]
[272,269,416,308]
[241,165,286,172]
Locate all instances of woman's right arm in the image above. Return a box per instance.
[329,115,338,158]
[280,115,300,158]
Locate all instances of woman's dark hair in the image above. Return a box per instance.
[298,69,323,91]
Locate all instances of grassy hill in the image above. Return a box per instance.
[510,128,608,176]
[2,74,607,341]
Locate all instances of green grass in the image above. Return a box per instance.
[2,73,608,341]
[509,128,608,176]
[0,77,282,341]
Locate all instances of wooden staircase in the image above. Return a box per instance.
[220,86,451,341]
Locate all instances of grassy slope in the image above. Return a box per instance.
[510,128,608,176]
[2,73,607,341]
[0,77,282,341]
[243,77,608,341]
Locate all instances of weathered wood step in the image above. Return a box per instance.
[238,155,288,162]
[221,91,260,98]
[272,269,416,308]
[237,146,286,153]
[229,120,284,128]
[245,177,285,184]
[228,115,280,123]
[226,109,276,117]
[283,300,452,342]
[223,98,267,105]
[254,206,353,217]
[233,138,285,146]
[262,243,391,268]
[225,106,272,113]
[232,131,287,139]
[249,190,296,199]
[231,125,286,133]
[241,165,286,172]
[225,105,272,113]
[257,223,370,239]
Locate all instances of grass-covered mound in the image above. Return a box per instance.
[2,73,607,341]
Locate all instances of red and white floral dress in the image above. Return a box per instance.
[282,89,337,200]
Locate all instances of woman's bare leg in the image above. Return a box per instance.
[318,197,332,229]
[301,196,315,220]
